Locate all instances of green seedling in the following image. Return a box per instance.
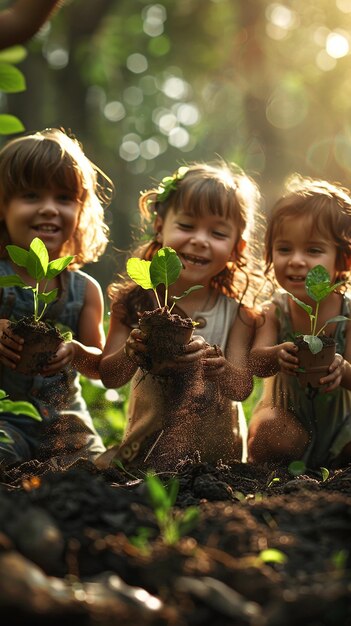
[0,388,41,420]
[126,246,203,312]
[145,472,199,546]
[287,265,349,354]
[0,237,73,323]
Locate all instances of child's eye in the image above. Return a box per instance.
[213,230,228,238]
[57,193,76,203]
[177,222,193,230]
[308,248,323,254]
[21,191,39,200]
[276,246,291,253]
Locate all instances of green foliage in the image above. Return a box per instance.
[145,472,199,545]
[80,376,128,449]
[126,246,202,311]
[155,166,189,202]
[288,460,306,476]
[258,549,288,565]
[0,238,74,322]
[287,265,349,354]
[0,388,41,421]
[0,45,26,134]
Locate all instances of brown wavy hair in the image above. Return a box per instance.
[265,174,351,287]
[108,161,263,326]
[0,128,113,268]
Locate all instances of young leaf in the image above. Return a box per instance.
[26,238,49,280]
[286,292,313,316]
[171,285,204,302]
[126,258,153,290]
[303,334,323,354]
[6,244,29,267]
[0,274,26,288]
[0,399,41,420]
[46,256,74,279]
[38,290,58,304]
[150,247,182,288]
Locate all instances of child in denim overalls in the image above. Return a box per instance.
[0,128,113,466]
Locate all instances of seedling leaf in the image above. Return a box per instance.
[0,274,26,288]
[303,334,323,354]
[47,256,74,278]
[27,238,48,280]
[38,290,58,304]
[126,258,153,290]
[6,245,29,267]
[150,247,182,288]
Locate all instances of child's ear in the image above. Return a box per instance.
[229,237,246,261]
[153,215,164,243]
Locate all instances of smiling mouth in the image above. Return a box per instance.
[33,224,59,233]
[288,275,305,282]
[180,253,209,266]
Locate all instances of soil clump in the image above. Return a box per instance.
[0,454,350,625]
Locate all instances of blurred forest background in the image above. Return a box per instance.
[2,0,351,296]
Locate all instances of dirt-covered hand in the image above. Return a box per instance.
[124,328,148,366]
[0,319,23,369]
[41,340,69,375]
[277,341,299,375]
[202,344,226,378]
[319,352,344,392]
[173,335,208,369]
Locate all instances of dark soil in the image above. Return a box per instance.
[0,454,350,625]
[10,317,63,374]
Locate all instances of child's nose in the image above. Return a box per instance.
[289,251,306,265]
[190,230,209,247]
[38,196,59,214]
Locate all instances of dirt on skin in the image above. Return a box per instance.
[9,317,63,375]
[0,454,350,626]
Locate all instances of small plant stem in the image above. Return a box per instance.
[33,283,39,321]
[164,285,168,308]
[153,289,162,308]
[312,302,320,336]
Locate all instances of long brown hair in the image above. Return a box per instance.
[108,161,263,325]
[265,174,351,285]
[0,128,113,268]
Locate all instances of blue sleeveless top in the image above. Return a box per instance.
[0,260,89,420]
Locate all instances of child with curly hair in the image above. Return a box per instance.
[248,174,351,468]
[97,162,261,471]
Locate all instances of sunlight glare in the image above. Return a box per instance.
[326,31,349,58]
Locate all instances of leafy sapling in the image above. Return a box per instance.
[0,388,41,441]
[126,246,203,312]
[0,237,73,323]
[145,472,199,546]
[287,264,349,354]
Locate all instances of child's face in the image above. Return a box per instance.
[272,215,337,299]
[155,208,238,288]
[3,188,80,259]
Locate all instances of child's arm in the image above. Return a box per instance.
[249,302,298,377]
[320,320,351,392]
[99,310,142,388]
[0,0,62,50]
[43,275,105,379]
[202,306,255,401]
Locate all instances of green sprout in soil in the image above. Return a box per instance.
[126,246,203,312]
[287,265,349,354]
[145,472,199,546]
[0,237,73,323]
